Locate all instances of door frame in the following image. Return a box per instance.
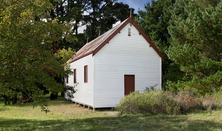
[124,74,135,95]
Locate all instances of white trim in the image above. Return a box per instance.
[160,58,162,90]
[92,55,95,108]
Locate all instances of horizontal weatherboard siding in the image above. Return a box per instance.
[94,23,161,108]
[65,54,94,107]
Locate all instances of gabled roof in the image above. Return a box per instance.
[71,17,164,63]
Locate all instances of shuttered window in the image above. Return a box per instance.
[74,69,76,83]
[84,65,88,83]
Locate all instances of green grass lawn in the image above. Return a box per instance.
[0,97,222,131]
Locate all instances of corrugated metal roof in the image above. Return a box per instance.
[70,17,164,63]
[70,18,129,62]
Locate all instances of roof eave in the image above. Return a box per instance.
[92,18,131,56]
[71,17,164,63]
[92,17,164,59]
[70,51,93,63]
[131,18,164,59]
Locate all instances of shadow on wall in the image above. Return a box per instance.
[144,84,158,92]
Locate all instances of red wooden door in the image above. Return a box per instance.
[124,75,135,95]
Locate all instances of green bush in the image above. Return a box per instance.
[116,90,222,115]
[211,90,222,104]
[200,90,222,112]
[165,71,222,95]
[116,90,180,115]
[115,91,140,114]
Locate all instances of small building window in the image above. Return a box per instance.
[128,28,131,36]
[84,65,88,83]
[66,76,68,84]
[74,69,76,83]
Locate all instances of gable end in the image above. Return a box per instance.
[93,18,164,59]
[131,19,164,59]
[92,18,131,56]
[71,17,164,63]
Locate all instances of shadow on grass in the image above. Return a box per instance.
[0,101,11,112]
[0,107,10,112]
[0,97,73,111]
[0,114,221,131]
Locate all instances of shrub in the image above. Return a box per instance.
[116,90,180,115]
[115,91,140,114]
[173,92,202,113]
[200,91,222,112]
[201,97,217,112]
[116,90,222,115]
[211,90,222,104]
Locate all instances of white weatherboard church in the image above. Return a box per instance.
[65,14,164,109]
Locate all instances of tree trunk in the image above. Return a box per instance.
[12,94,17,104]
[3,95,10,105]
[50,92,58,100]
[61,91,64,97]
[21,93,31,103]
[3,95,7,105]
[7,96,10,105]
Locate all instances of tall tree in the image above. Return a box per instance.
[166,0,222,94]
[0,0,75,109]
[136,0,180,86]
[84,0,135,41]
[48,0,134,49]
[48,0,90,50]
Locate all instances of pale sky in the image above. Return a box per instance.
[78,0,152,33]
[117,0,152,13]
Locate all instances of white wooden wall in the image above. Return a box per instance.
[65,54,94,107]
[94,23,161,108]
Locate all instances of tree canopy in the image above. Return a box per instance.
[47,0,135,50]
[136,0,180,85]
[137,0,222,94]
[0,0,75,110]
[166,0,222,94]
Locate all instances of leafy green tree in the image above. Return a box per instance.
[48,0,134,49]
[0,0,75,109]
[136,0,181,86]
[47,0,88,99]
[84,0,135,41]
[166,0,222,94]
[48,0,89,50]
